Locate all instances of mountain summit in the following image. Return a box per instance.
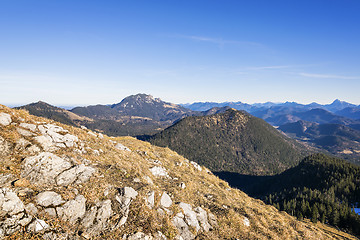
[111,93,194,121]
[147,109,310,176]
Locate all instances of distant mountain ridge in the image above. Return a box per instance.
[17,94,230,137]
[278,120,360,164]
[182,99,360,115]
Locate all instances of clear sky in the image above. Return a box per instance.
[1,0,360,106]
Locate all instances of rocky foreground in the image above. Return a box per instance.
[0,105,355,239]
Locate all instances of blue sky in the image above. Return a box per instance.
[1,0,360,106]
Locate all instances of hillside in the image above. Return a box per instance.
[1,105,354,239]
[279,121,360,163]
[146,109,310,176]
[218,154,360,236]
[15,101,92,126]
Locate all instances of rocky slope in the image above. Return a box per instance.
[0,105,355,239]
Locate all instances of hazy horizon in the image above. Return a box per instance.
[3,95,358,109]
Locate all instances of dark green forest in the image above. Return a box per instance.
[147,109,308,176]
[217,153,360,236]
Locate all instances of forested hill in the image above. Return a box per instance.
[146,109,310,176]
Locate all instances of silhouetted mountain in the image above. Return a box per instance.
[146,109,311,176]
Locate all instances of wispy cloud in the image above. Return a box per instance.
[172,34,263,48]
[247,65,291,70]
[299,72,360,80]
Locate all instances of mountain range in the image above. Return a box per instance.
[16,94,360,162]
[183,99,360,117]
[2,105,357,239]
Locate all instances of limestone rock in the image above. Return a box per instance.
[160,192,172,208]
[35,191,65,207]
[34,135,56,151]
[27,145,41,154]
[14,138,31,152]
[21,152,72,187]
[0,188,25,216]
[190,161,202,171]
[36,124,78,150]
[178,203,200,232]
[194,207,212,232]
[87,131,97,137]
[0,213,26,236]
[153,231,168,240]
[18,215,33,227]
[92,199,112,231]
[56,164,95,186]
[16,127,35,137]
[128,232,153,240]
[19,123,37,132]
[243,216,250,227]
[27,219,49,232]
[115,187,138,227]
[172,212,195,240]
[25,203,38,215]
[115,143,131,152]
[146,191,155,208]
[43,208,57,217]
[0,174,15,188]
[56,195,86,224]
[117,187,138,207]
[0,136,12,157]
[150,166,169,178]
[0,113,11,126]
